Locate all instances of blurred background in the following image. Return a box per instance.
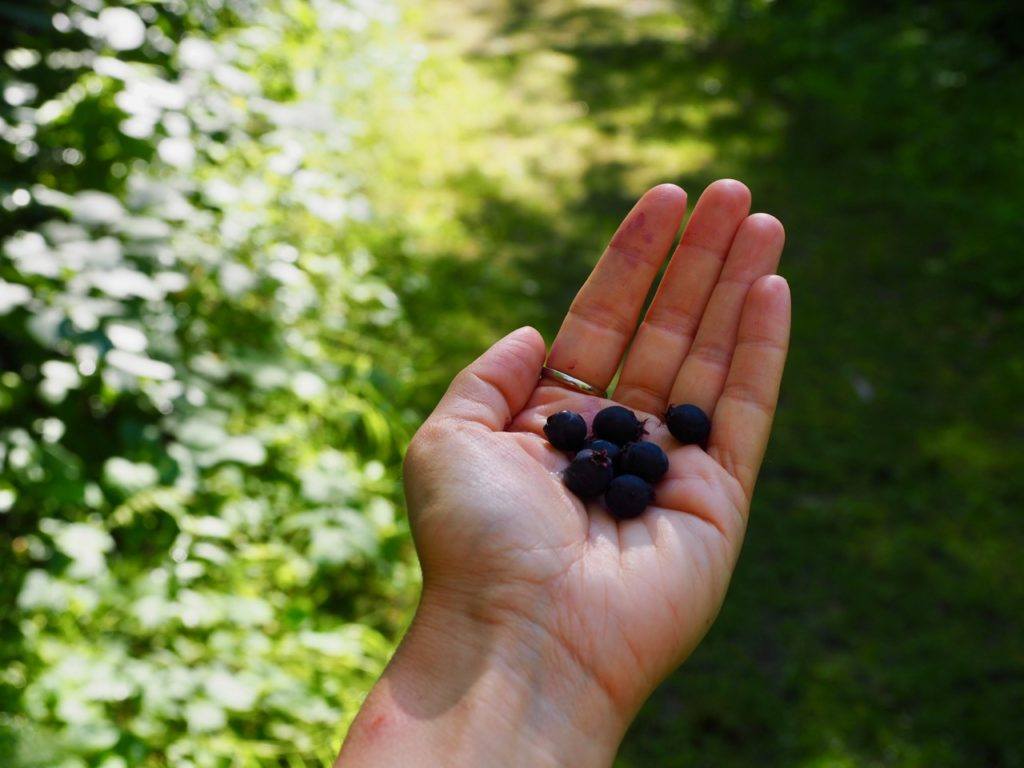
[1,0,1022,766]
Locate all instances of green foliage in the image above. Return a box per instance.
[2,1,418,765]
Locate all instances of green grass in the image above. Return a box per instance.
[411,2,1024,765]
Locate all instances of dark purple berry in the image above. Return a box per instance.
[544,410,587,452]
[665,403,711,447]
[563,448,614,498]
[583,438,621,464]
[592,405,645,446]
[619,441,669,484]
[605,474,654,519]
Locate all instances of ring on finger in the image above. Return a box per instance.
[540,365,608,399]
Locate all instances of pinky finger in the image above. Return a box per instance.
[708,274,791,502]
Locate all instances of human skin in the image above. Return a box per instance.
[337,180,791,767]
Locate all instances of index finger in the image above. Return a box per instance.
[545,184,687,391]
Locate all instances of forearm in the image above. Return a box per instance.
[337,589,625,767]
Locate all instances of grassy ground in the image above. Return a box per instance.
[406,1,1024,765]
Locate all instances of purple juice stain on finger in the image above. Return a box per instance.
[628,211,646,231]
[609,212,656,264]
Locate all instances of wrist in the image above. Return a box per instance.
[339,584,626,767]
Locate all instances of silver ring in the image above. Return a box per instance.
[540,366,607,398]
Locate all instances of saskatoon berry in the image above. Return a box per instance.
[583,438,621,464]
[605,474,654,519]
[665,403,711,447]
[592,405,646,446]
[563,448,614,498]
[544,410,587,452]
[619,441,669,484]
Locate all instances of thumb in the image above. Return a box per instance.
[432,326,546,430]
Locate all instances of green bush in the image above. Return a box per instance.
[2,2,419,765]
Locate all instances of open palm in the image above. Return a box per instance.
[404,180,790,722]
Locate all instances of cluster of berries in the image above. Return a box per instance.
[543,403,711,519]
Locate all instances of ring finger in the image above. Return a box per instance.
[667,213,785,413]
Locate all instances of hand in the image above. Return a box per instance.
[339,181,790,767]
